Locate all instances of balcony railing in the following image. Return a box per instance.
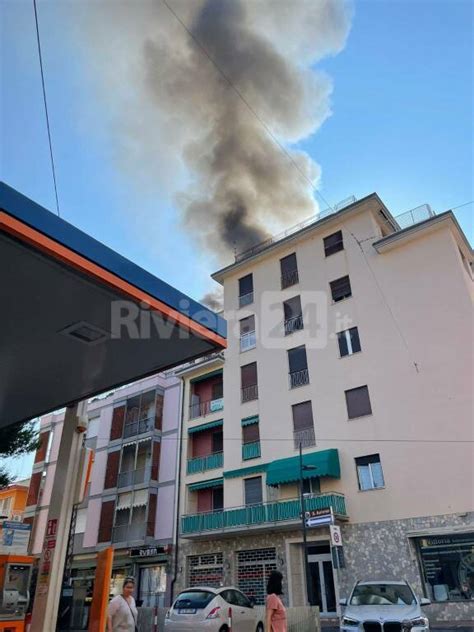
[293,427,316,449]
[123,417,154,439]
[241,384,258,403]
[239,292,254,308]
[181,492,347,535]
[112,523,146,543]
[189,397,224,420]
[118,466,151,488]
[289,368,309,389]
[187,452,223,475]
[242,441,261,461]
[284,314,303,336]
[240,330,256,352]
[281,269,299,289]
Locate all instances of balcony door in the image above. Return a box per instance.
[307,544,336,616]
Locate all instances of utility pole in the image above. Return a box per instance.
[30,401,88,632]
[299,443,313,606]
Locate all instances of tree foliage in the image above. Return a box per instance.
[0,421,39,487]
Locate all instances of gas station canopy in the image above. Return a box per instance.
[0,183,226,427]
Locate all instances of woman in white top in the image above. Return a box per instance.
[107,577,138,632]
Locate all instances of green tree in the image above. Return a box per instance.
[0,421,39,487]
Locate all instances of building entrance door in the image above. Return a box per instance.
[307,544,336,616]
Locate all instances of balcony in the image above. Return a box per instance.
[239,292,254,308]
[240,330,256,352]
[284,315,303,336]
[187,452,224,475]
[293,427,316,449]
[241,384,258,403]
[281,268,299,289]
[242,441,261,461]
[289,368,309,389]
[189,397,224,420]
[118,466,151,488]
[112,522,146,543]
[181,492,347,537]
[123,417,154,439]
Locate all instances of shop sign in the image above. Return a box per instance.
[129,546,169,558]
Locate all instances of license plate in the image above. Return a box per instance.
[179,608,196,614]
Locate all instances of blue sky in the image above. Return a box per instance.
[1,0,472,480]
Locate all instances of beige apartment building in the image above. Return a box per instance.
[174,194,473,621]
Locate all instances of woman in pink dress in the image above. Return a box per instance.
[265,570,287,632]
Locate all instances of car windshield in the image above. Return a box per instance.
[174,591,215,610]
[350,584,416,606]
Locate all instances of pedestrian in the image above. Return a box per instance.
[265,570,287,632]
[107,577,139,632]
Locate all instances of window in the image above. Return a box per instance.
[240,315,256,351]
[212,430,223,453]
[213,486,224,510]
[324,230,343,256]
[330,275,352,302]
[0,497,12,518]
[288,345,309,388]
[212,381,223,400]
[239,274,254,307]
[345,385,372,418]
[417,533,474,603]
[242,422,260,445]
[292,401,315,448]
[302,477,321,495]
[337,327,361,357]
[355,454,385,490]
[283,295,303,335]
[244,476,263,505]
[242,417,260,460]
[241,363,258,402]
[280,253,299,289]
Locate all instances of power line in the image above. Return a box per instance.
[33,0,60,217]
[160,0,334,214]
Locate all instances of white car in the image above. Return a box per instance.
[164,586,264,632]
[340,580,430,632]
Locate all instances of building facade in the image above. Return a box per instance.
[24,372,181,629]
[0,479,30,522]
[174,195,474,621]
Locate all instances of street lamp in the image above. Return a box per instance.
[299,443,317,607]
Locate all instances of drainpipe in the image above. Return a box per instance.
[170,376,185,602]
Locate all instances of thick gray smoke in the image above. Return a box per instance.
[78,0,352,261]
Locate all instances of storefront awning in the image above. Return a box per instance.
[188,478,223,491]
[266,449,340,486]
[188,419,223,434]
[241,415,259,427]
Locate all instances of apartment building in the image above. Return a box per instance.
[0,479,30,522]
[24,372,181,629]
[175,194,473,621]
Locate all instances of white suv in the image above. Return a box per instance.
[164,586,264,632]
[340,581,430,632]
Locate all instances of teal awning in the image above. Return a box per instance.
[188,419,223,434]
[241,415,259,427]
[188,478,223,491]
[224,463,268,479]
[266,449,340,486]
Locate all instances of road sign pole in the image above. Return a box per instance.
[299,443,313,606]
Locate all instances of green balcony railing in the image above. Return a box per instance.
[181,492,347,535]
[187,452,224,475]
[242,441,261,461]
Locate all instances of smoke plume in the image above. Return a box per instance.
[78,0,352,262]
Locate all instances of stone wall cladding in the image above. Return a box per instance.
[339,511,474,622]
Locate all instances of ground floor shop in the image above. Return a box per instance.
[57,546,172,630]
[177,512,474,622]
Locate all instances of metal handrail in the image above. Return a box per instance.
[189,397,224,420]
[241,384,258,403]
[289,368,309,389]
[117,465,152,488]
[284,314,304,335]
[239,291,254,307]
[240,330,256,352]
[293,427,316,449]
[187,452,224,474]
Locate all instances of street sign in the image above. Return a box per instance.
[330,525,343,546]
[305,507,334,527]
[0,520,31,553]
